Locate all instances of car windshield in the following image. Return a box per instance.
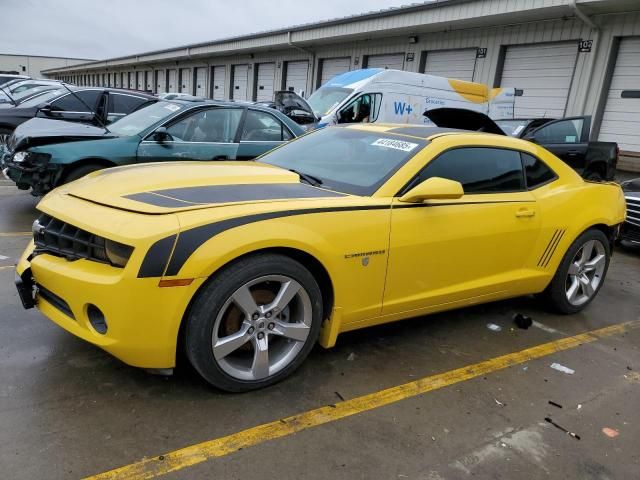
[495,119,532,137]
[15,88,65,107]
[259,126,427,196]
[306,87,353,116]
[108,101,186,136]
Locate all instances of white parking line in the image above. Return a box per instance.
[0,255,9,261]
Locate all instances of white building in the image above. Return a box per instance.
[42,0,640,169]
[0,53,93,78]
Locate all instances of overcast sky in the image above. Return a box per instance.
[1,0,415,60]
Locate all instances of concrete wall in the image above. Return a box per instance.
[0,54,92,78]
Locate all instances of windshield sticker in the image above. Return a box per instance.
[371,138,419,152]
[164,104,180,112]
[513,125,525,135]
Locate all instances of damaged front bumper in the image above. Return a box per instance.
[3,155,61,196]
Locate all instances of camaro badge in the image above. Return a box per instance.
[344,250,386,267]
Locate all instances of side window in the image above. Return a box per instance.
[108,94,149,114]
[534,118,584,144]
[50,90,101,112]
[241,110,292,142]
[165,108,242,143]
[521,153,557,189]
[418,147,525,193]
[338,93,382,124]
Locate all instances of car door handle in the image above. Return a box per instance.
[515,208,536,218]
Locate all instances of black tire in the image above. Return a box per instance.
[61,163,107,185]
[543,229,611,314]
[185,253,323,392]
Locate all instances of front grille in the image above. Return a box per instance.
[626,195,640,226]
[33,214,109,264]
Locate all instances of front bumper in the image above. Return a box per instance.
[620,221,640,245]
[16,244,205,369]
[3,160,62,195]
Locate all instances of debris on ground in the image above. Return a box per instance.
[577,404,582,410]
[347,352,356,361]
[335,391,345,401]
[545,417,581,440]
[494,398,506,407]
[513,313,533,329]
[602,427,619,438]
[548,401,563,409]
[550,363,575,375]
[487,323,502,332]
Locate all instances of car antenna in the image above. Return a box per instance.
[0,84,17,106]
[60,83,111,134]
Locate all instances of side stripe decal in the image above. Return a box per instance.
[538,229,566,268]
[137,200,535,278]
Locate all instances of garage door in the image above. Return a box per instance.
[500,42,578,118]
[194,67,207,97]
[320,57,351,86]
[255,63,275,102]
[211,66,226,100]
[128,72,136,89]
[423,48,477,81]
[145,70,153,91]
[284,61,309,96]
[232,64,249,100]
[156,70,166,93]
[180,68,191,94]
[167,69,177,93]
[365,53,404,71]
[598,37,640,153]
[136,72,143,90]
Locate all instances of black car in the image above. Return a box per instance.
[620,178,640,246]
[0,87,157,142]
[424,109,618,182]
[495,116,618,181]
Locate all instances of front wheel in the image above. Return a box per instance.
[543,229,610,314]
[185,253,323,392]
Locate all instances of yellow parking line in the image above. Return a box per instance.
[84,319,640,480]
[0,232,30,237]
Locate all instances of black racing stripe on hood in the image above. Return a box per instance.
[125,183,345,208]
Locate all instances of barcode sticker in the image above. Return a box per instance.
[371,138,419,152]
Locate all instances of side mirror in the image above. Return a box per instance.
[399,177,464,203]
[153,126,171,143]
[38,104,53,116]
[524,132,537,143]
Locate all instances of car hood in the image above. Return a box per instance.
[57,161,346,214]
[423,108,507,135]
[8,117,113,151]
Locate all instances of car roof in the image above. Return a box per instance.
[347,123,477,140]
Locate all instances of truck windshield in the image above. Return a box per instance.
[109,101,185,136]
[307,87,353,117]
[260,126,427,196]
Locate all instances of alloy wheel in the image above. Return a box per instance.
[211,275,312,381]
[565,239,607,306]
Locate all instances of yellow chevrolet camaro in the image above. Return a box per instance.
[16,124,625,391]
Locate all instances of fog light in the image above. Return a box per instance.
[87,304,108,334]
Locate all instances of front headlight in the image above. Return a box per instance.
[12,151,27,163]
[105,239,134,268]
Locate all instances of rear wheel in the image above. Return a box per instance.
[543,229,610,314]
[185,253,323,392]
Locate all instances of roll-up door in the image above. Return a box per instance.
[156,70,166,93]
[598,37,640,153]
[284,60,309,97]
[194,67,207,97]
[365,53,404,70]
[231,64,249,100]
[114,73,120,88]
[128,72,135,89]
[319,57,351,86]
[422,48,477,81]
[145,70,153,91]
[180,68,191,94]
[255,63,275,101]
[211,65,226,100]
[167,69,177,93]
[499,42,578,118]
